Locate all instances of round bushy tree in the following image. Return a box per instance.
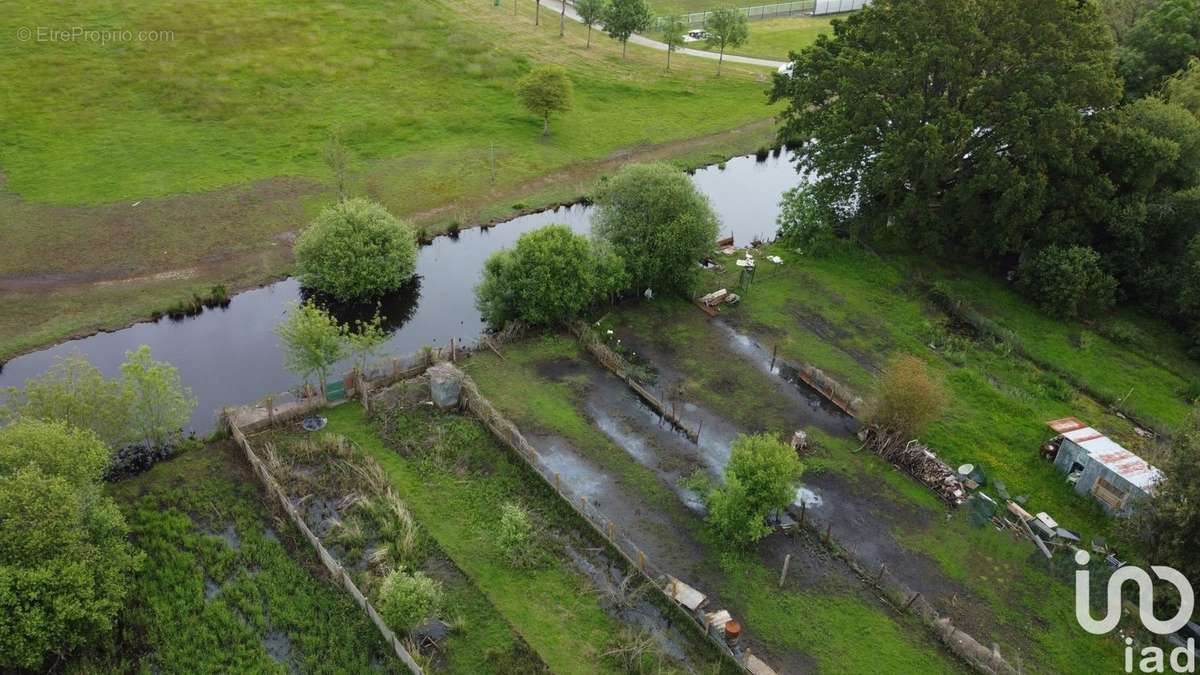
[705,434,802,547]
[295,198,417,301]
[516,65,573,136]
[592,163,720,295]
[475,224,627,327]
[0,420,140,670]
[376,569,442,631]
[1018,244,1117,319]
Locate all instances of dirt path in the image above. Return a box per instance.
[534,0,788,68]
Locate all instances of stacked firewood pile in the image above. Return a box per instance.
[860,427,966,506]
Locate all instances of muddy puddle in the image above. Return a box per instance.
[711,321,860,437]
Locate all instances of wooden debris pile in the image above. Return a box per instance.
[860,427,965,506]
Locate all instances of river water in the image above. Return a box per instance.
[0,152,804,431]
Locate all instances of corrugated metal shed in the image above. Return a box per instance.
[1047,418,1163,491]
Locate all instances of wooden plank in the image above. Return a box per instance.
[667,576,707,611]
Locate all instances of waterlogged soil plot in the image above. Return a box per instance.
[315,394,730,675]
[466,334,966,674]
[72,441,394,673]
[607,297,1126,673]
[249,420,544,674]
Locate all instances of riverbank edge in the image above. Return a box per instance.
[0,120,779,367]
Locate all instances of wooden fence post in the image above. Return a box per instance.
[903,592,922,612]
[778,554,791,587]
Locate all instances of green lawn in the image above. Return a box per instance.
[0,0,779,362]
[920,263,1199,434]
[69,442,395,673]
[724,17,833,60]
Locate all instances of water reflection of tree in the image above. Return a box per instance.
[300,275,422,335]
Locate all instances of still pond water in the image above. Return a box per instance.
[0,152,805,431]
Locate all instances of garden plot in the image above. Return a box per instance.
[319,394,733,675]
[248,419,547,674]
[71,441,396,673]
[605,294,1126,673]
[467,334,966,674]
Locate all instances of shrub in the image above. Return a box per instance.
[592,163,720,295]
[475,224,628,328]
[1017,245,1117,319]
[0,421,141,669]
[704,434,802,547]
[375,569,443,631]
[495,502,536,567]
[866,355,948,440]
[295,198,417,301]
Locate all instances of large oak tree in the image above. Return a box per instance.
[771,0,1121,258]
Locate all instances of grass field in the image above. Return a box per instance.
[69,441,395,673]
[0,0,779,363]
[722,17,832,60]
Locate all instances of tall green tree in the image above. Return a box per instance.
[0,420,141,670]
[1164,57,1200,117]
[704,434,802,547]
[1,351,131,450]
[295,198,418,301]
[516,65,574,135]
[603,0,652,58]
[276,300,347,398]
[591,162,720,295]
[660,15,688,71]
[475,224,627,327]
[1100,0,1161,43]
[770,0,1120,258]
[576,0,608,48]
[1117,0,1200,99]
[1095,97,1200,310]
[704,8,749,76]
[1136,405,1200,584]
[120,345,197,450]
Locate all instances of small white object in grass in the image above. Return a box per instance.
[768,255,783,264]
[131,200,142,207]
[606,329,614,335]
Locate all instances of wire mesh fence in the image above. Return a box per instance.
[667,1,813,28]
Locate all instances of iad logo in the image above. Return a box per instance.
[1075,550,1196,673]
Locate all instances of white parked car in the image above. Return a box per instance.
[777,62,794,77]
[682,30,708,43]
